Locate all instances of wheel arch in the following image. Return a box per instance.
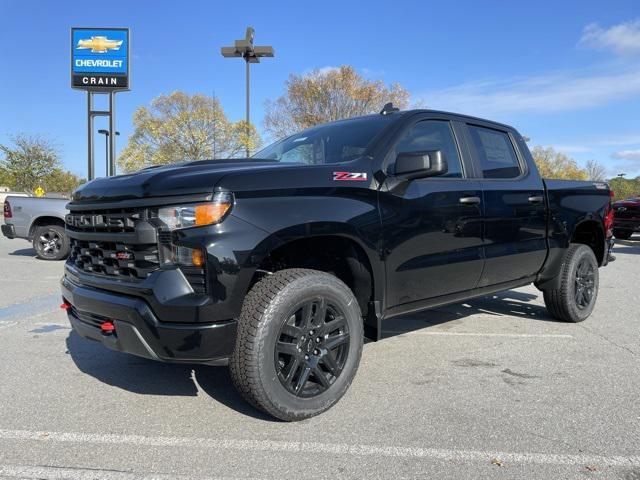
[570,219,606,266]
[28,216,66,239]
[243,225,384,340]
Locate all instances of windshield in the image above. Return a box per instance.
[252,115,395,164]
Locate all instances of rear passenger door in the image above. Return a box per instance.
[465,123,547,286]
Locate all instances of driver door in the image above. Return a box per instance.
[380,118,484,308]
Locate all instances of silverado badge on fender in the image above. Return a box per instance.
[333,171,367,181]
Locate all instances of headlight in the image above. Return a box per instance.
[157,192,233,231]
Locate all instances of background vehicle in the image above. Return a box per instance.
[0,191,28,205]
[61,108,613,421]
[612,197,640,240]
[2,196,70,260]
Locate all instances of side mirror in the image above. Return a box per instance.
[394,150,447,180]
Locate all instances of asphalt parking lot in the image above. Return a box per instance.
[0,234,639,480]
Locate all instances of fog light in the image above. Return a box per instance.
[192,248,205,267]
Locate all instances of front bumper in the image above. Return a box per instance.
[1,224,15,239]
[61,274,237,364]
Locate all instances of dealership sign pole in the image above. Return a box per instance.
[71,28,130,180]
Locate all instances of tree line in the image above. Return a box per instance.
[0,134,84,195]
[1,65,634,199]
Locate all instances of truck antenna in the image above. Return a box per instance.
[380,102,399,115]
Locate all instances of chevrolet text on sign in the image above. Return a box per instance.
[71,28,129,91]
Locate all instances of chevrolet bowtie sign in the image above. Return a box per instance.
[71,27,129,91]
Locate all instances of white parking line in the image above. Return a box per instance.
[384,331,573,338]
[0,429,638,468]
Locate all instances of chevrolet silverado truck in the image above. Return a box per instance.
[612,197,640,240]
[3,196,70,260]
[61,108,614,421]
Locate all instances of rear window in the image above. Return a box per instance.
[468,125,521,179]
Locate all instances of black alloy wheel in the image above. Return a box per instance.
[274,297,350,398]
[574,258,595,309]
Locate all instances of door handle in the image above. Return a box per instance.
[459,196,481,205]
[528,195,544,204]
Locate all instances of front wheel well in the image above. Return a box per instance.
[29,216,66,239]
[251,236,375,320]
[571,220,605,265]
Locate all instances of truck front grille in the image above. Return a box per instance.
[69,239,159,279]
[66,207,208,293]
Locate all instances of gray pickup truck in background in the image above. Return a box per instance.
[2,196,70,260]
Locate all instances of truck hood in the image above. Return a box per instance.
[71,159,290,203]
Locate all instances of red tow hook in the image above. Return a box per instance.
[60,302,72,311]
[100,321,116,335]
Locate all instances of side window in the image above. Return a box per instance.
[468,125,521,179]
[394,120,463,178]
[280,143,314,164]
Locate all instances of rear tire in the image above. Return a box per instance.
[542,244,598,323]
[230,268,363,421]
[32,225,69,261]
[613,228,633,240]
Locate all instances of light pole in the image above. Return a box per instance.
[98,129,120,177]
[221,27,274,157]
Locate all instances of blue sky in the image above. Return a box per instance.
[1,0,639,178]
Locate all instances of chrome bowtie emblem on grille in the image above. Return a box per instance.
[617,206,627,212]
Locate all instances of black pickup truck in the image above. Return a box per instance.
[61,108,614,421]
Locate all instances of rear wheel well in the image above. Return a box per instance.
[251,236,374,318]
[571,221,605,265]
[29,216,66,239]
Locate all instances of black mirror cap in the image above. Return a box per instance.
[394,150,448,180]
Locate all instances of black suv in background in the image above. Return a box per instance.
[61,108,613,421]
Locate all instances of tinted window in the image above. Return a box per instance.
[394,120,463,178]
[253,115,394,164]
[468,126,521,179]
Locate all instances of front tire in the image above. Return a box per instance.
[543,244,599,323]
[230,268,363,421]
[33,225,69,261]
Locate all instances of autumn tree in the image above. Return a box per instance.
[0,134,61,193]
[264,66,411,138]
[530,146,588,180]
[118,91,261,173]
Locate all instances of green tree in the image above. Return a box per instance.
[0,165,10,187]
[42,169,85,194]
[118,91,260,173]
[0,134,60,193]
[530,146,588,180]
[264,65,411,139]
[608,176,640,201]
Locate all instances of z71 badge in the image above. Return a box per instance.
[333,172,368,181]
